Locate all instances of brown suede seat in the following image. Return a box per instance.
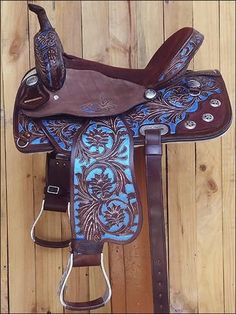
[64,27,203,89]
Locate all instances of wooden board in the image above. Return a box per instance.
[164,2,198,313]
[220,1,235,313]
[1,1,235,313]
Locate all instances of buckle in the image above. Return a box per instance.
[47,185,60,194]
[139,124,169,136]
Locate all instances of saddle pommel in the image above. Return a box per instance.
[28,4,66,91]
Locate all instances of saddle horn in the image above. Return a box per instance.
[28,4,66,91]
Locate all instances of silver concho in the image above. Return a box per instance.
[53,95,60,100]
[184,120,196,129]
[210,99,221,107]
[139,124,169,136]
[189,88,201,97]
[26,75,38,86]
[187,79,201,88]
[144,89,157,100]
[202,113,214,122]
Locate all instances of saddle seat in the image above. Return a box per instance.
[64,27,203,89]
[18,14,204,118]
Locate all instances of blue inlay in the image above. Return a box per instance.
[126,75,222,136]
[41,119,82,151]
[72,117,140,242]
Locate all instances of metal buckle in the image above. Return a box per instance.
[139,124,169,136]
[47,185,60,194]
[58,253,112,310]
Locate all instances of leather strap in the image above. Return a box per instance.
[145,129,169,313]
[44,152,70,212]
[34,236,70,248]
[30,153,71,248]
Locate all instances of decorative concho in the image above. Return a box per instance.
[184,120,196,129]
[145,89,157,100]
[202,113,214,122]
[187,79,201,88]
[210,98,221,107]
[26,75,38,86]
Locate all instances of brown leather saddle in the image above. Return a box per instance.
[13,4,232,312]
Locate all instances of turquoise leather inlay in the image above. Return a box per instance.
[72,117,141,242]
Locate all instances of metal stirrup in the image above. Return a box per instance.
[30,200,71,248]
[58,253,112,311]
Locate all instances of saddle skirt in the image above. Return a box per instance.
[13,3,232,313]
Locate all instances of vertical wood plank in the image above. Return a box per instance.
[193,1,224,313]
[2,1,36,312]
[163,1,199,313]
[116,2,153,313]
[108,1,132,312]
[28,1,64,312]
[1,57,9,314]
[122,2,165,313]
[81,2,111,313]
[220,1,235,313]
[165,1,202,313]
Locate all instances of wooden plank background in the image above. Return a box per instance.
[1,1,235,313]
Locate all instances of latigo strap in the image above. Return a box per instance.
[145,129,169,313]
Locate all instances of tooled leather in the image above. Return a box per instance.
[14,71,231,153]
[34,27,66,91]
[125,71,227,137]
[13,108,51,151]
[70,117,142,244]
[155,29,203,84]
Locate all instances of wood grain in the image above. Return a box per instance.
[194,2,224,313]
[220,1,236,313]
[1,50,9,314]
[108,2,133,312]
[1,1,235,313]
[2,1,36,312]
[164,1,199,313]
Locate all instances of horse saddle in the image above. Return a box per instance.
[13,4,232,312]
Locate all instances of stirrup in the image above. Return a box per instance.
[58,253,112,311]
[30,200,71,248]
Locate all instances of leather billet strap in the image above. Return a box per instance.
[145,129,169,313]
[44,152,70,212]
[31,153,71,248]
